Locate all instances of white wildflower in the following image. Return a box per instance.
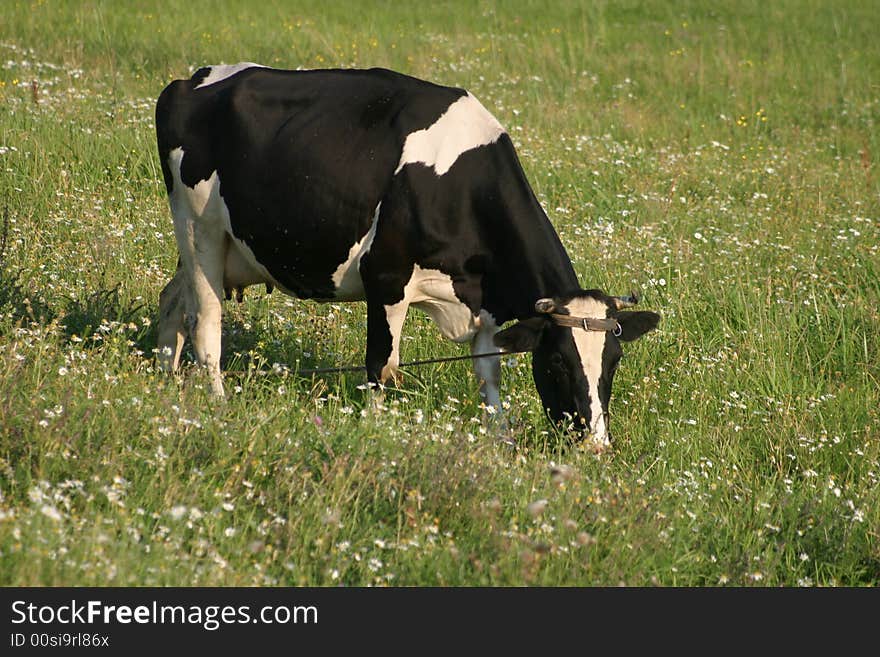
[40,505,63,521]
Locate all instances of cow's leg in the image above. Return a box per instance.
[359,194,415,390]
[187,238,226,397]
[365,296,410,387]
[174,219,227,398]
[157,260,186,372]
[471,310,502,412]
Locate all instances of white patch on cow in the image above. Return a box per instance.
[194,62,265,89]
[395,93,505,176]
[565,297,610,445]
[331,204,380,301]
[407,266,480,342]
[380,265,481,382]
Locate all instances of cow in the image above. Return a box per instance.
[155,63,660,445]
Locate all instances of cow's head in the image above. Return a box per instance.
[493,289,659,445]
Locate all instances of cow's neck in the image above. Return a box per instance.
[485,191,580,324]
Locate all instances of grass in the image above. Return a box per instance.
[0,0,877,586]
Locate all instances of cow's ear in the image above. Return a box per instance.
[615,311,660,342]
[493,317,548,352]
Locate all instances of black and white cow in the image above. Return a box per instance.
[155,64,659,444]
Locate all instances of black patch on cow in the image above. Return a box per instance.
[158,67,479,300]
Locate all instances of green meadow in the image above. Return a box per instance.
[0,0,877,585]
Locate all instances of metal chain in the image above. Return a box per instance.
[295,349,527,376]
[222,349,528,378]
